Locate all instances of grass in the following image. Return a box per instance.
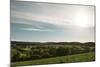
[11,52,95,66]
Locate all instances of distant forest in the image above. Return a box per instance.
[11,41,95,47]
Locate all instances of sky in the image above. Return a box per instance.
[11,0,95,42]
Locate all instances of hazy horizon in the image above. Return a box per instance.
[11,0,95,42]
[11,40,95,43]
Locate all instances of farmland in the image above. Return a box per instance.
[11,41,95,66]
[12,52,95,66]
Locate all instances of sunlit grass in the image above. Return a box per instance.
[12,52,95,66]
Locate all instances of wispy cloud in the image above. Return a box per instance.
[20,28,54,32]
[11,11,72,27]
[11,1,95,42]
[11,2,94,28]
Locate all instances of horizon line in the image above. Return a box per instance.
[11,40,95,43]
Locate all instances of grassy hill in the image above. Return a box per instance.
[11,52,95,66]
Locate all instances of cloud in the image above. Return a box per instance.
[11,1,95,31]
[11,10,72,27]
[11,1,95,42]
[20,28,54,32]
[11,1,95,28]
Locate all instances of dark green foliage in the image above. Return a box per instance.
[12,52,95,66]
[11,41,95,62]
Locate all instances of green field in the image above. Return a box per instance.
[11,52,95,66]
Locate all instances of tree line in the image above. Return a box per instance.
[11,42,95,62]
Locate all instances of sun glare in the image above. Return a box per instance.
[73,8,89,27]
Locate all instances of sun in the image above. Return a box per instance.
[73,8,89,27]
[75,16,88,27]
